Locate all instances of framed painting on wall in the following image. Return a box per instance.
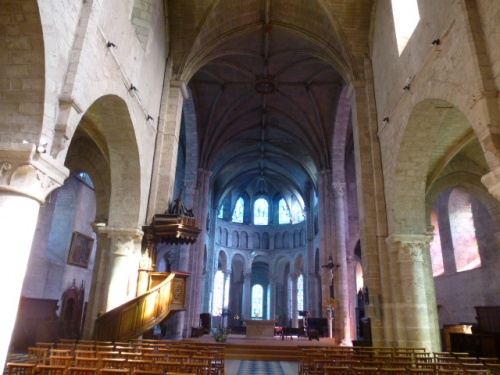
[67,231,94,268]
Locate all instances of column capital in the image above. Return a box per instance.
[332,183,346,197]
[96,226,144,256]
[387,234,433,263]
[0,143,69,203]
[170,80,189,99]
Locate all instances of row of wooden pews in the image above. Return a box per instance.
[6,338,226,375]
[298,346,500,374]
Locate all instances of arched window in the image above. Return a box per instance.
[254,198,268,225]
[278,198,291,224]
[232,197,244,223]
[291,199,305,223]
[297,274,304,312]
[429,208,444,276]
[212,270,224,316]
[391,0,420,55]
[449,190,481,272]
[251,284,263,318]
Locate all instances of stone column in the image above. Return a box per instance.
[147,78,187,220]
[184,169,211,337]
[317,170,335,310]
[269,275,277,321]
[242,272,252,320]
[0,144,68,370]
[291,274,298,328]
[332,183,352,345]
[389,234,438,350]
[222,270,231,326]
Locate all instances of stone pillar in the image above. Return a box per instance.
[222,270,230,326]
[317,170,335,310]
[291,274,298,328]
[146,78,187,220]
[389,234,438,350]
[0,144,68,370]
[332,183,352,345]
[269,275,277,321]
[242,272,252,320]
[184,169,211,337]
[83,225,143,338]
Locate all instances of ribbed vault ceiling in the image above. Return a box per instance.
[167,0,373,206]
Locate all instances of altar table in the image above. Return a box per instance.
[244,319,277,339]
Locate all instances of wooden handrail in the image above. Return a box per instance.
[93,271,189,342]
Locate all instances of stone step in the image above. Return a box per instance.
[225,343,300,362]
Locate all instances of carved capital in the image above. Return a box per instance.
[0,143,69,203]
[387,234,432,263]
[99,227,144,256]
[332,183,346,197]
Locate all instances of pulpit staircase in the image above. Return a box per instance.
[93,271,189,342]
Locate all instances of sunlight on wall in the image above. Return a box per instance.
[391,0,420,55]
[449,190,481,272]
[0,196,39,372]
[430,209,445,276]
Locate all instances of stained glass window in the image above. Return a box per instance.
[297,274,304,311]
[254,198,268,225]
[251,284,263,318]
[278,198,291,224]
[218,205,224,219]
[212,270,224,316]
[291,199,305,223]
[232,197,244,223]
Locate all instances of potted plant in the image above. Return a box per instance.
[211,323,230,343]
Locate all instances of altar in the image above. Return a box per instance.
[244,319,277,339]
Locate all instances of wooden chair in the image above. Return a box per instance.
[126,360,154,371]
[98,369,130,375]
[75,345,95,351]
[96,352,120,359]
[36,365,67,375]
[36,343,55,350]
[486,363,500,374]
[407,369,435,374]
[154,361,182,374]
[99,359,128,369]
[378,368,406,375]
[351,367,379,374]
[66,367,98,375]
[74,358,99,368]
[74,351,96,359]
[27,347,49,365]
[48,356,73,368]
[435,369,464,375]
[50,350,72,358]
[6,363,37,375]
[322,366,351,375]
